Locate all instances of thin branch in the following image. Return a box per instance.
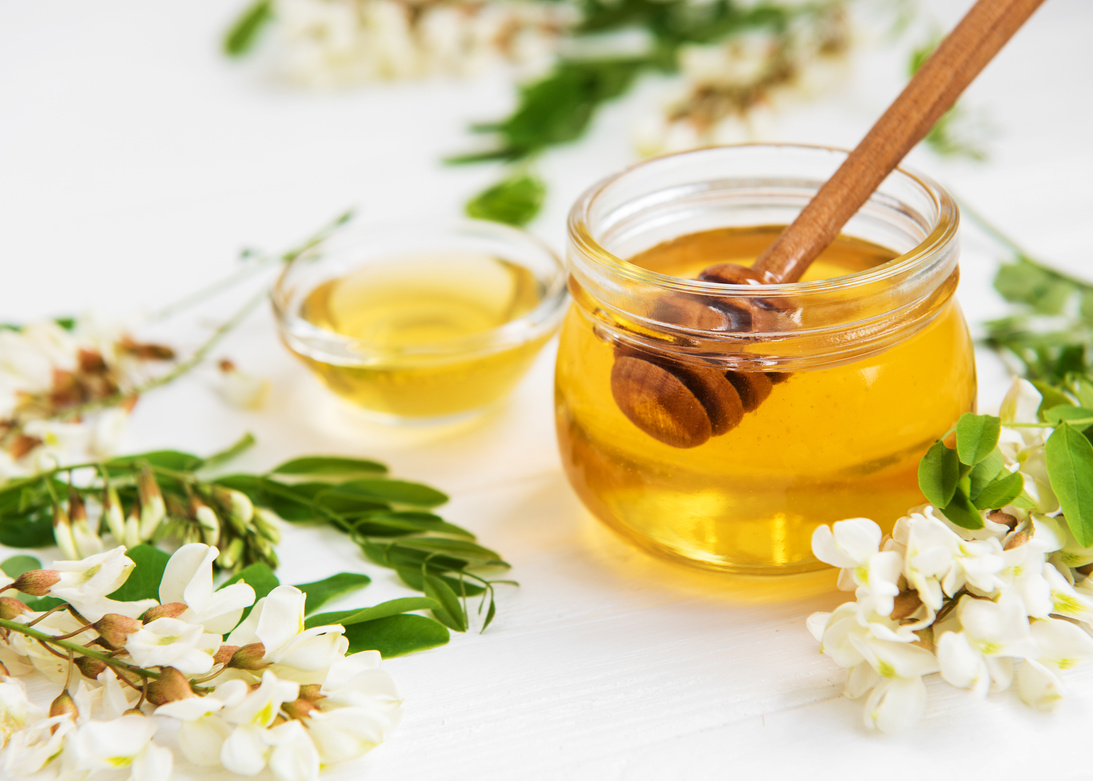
[42,287,268,425]
[0,617,160,679]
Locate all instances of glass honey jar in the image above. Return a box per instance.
[555,145,976,575]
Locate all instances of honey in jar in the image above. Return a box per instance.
[556,145,976,574]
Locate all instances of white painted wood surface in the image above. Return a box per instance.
[2,0,1092,777]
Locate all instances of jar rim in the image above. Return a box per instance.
[567,143,959,299]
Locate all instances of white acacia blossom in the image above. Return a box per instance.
[271,0,577,86]
[0,543,402,779]
[0,315,171,478]
[810,377,1093,731]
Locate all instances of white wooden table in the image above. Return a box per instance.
[3,1,1092,777]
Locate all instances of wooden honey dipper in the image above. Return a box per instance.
[611,0,1046,449]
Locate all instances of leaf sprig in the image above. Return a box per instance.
[960,200,1093,386]
[454,0,850,224]
[0,437,511,634]
[918,413,1025,530]
[919,397,1093,546]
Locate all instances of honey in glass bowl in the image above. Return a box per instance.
[273,219,568,422]
[555,145,976,575]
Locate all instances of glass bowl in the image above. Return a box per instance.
[272,218,568,423]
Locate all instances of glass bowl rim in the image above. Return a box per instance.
[270,217,569,361]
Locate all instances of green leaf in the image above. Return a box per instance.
[423,574,468,632]
[108,545,170,602]
[482,596,498,631]
[968,449,1005,500]
[0,509,56,548]
[106,450,203,473]
[1080,291,1093,324]
[1073,377,1093,409]
[295,572,372,616]
[955,414,1002,465]
[332,479,448,508]
[918,441,960,507]
[223,0,273,57]
[1046,422,1093,546]
[970,470,1025,511]
[1043,405,1093,427]
[940,489,984,530]
[342,614,450,656]
[395,566,486,597]
[456,57,647,161]
[466,171,546,227]
[270,456,387,479]
[1032,380,1077,416]
[349,511,476,540]
[1,555,40,579]
[305,596,439,629]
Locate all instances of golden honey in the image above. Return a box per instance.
[557,145,976,574]
[286,252,553,419]
[556,227,975,573]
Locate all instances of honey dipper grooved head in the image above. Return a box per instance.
[611,354,744,449]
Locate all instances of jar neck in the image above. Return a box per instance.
[565,145,960,371]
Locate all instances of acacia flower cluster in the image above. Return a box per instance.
[269,0,577,85]
[808,379,1093,732]
[45,461,281,572]
[0,318,174,479]
[634,4,851,155]
[0,543,401,779]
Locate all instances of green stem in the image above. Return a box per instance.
[0,617,160,679]
[150,255,279,323]
[150,208,354,323]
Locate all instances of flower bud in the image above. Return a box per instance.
[988,510,1019,530]
[218,538,246,571]
[254,536,278,567]
[75,656,108,680]
[142,602,187,623]
[11,569,60,597]
[298,684,326,703]
[94,613,143,648]
[102,485,126,543]
[253,509,281,545]
[0,596,31,620]
[192,499,221,547]
[282,697,318,721]
[49,690,79,731]
[890,590,923,620]
[8,434,42,461]
[124,503,142,548]
[214,487,253,528]
[229,643,269,670]
[138,467,166,540]
[145,667,194,706]
[53,505,79,561]
[1004,529,1030,551]
[69,488,104,559]
[213,644,239,665]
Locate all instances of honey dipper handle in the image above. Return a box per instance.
[753,0,1047,284]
